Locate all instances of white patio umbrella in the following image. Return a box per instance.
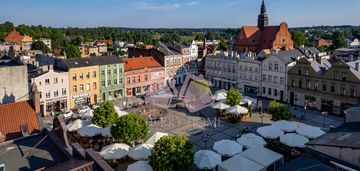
[127,161,153,171]
[145,132,168,145]
[99,143,130,160]
[218,154,264,171]
[211,102,230,110]
[66,119,91,132]
[257,126,284,139]
[213,92,227,101]
[213,139,243,157]
[80,109,94,119]
[272,120,298,132]
[237,133,267,148]
[101,125,112,137]
[128,143,154,160]
[115,106,129,117]
[194,150,222,169]
[296,125,325,139]
[215,89,228,94]
[78,124,102,137]
[280,133,309,148]
[226,105,249,116]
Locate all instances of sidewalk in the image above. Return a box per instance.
[291,106,344,128]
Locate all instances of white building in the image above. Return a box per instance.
[261,50,300,102]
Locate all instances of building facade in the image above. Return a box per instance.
[124,57,165,97]
[89,56,125,102]
[31,68,70,116]
[233,1,293,53]
[0,59,29,104]
[237,53,262,96]
[205,52,237,89]
[55,58,100,109]
[288,58,360,115]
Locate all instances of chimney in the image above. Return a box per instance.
[31,85,41,114]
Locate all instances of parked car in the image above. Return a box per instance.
[79,106,91,114]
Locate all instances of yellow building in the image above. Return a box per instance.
[56,58,100,109]
[22,35,33,51]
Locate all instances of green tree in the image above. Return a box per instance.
[65,44,81,58]
[226,88,242,106]
[92,101,118,128]
[160,32,181,42]
[330,31,347,50]
[149,135,194,171]
[31,41,49,53]
[291,31,307,48]
[219,38,228,51]
[110,114,149,144]
[268,100,292,121]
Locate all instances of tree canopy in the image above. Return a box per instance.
[31,41,49,53]
[110,114,149,144]
[160,32,181,42]
[226,87,242,106]
[330,31,347,49]
[65,44,81,58]
[268,100,292,121]
[92,101,118,128]
[219,38,228,51]
[149,135,194,171]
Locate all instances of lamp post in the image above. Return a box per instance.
[322,111,328,128]
[202,134,210,149]
[259,100,264,125]
[303,100,307,120]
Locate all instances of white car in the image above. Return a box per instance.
[79,106,91,114]
[62,110,73,118]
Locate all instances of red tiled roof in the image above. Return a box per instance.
[0,101,40,141]
[123,57,163,71]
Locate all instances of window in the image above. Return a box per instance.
[61,79,64,83]
[268,75,272,82]
[268,63,273,70]
[62,88,66,95]
[21,123,29,135]
[263,87,266,94]
[342,75,347,81]
[333,72,339,80]
[262,74,266,81]
[93,71,97,78]
[137,76,141,82]
[80,84,84,91]
[114,79,117,85]
[45,79,50,85]
[101,81,106,87]
[127,78,130,84]
[86,72,90,79]
[268,88,272,95]
[274,64,279,71]
[119,68,122,73]
[107,80,111,86]
[39,81,41,85]
[145,75,148,81]
[255,75,258,81]
[119,78,123,84]
[305,69,309,76]
[54,90,59,97]
[54,78,58,84]
[86,83,90,91]
[274,76,278,83]
[350,87,356,97]
[132,77,135,83]
[46,91,50,98]
[322,84,326,92]
[298,80,302,88]
[280,77,285,84]
[73,85,77,93]
[72,74,77,81]
[136,87,141,93]
[93,82,97,90]
[306,81,311,89]
[274,89,278,97]
[80,73,83,80]
[107,70,111,75]
[314,82,318,91]
[114,69,117,75]
[331,85,335,93]
[291,80,295,87]
[340,87,346,95]
[298,69,302,75]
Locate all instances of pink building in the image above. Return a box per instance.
[123,57,165,97]
[31,66,70,116]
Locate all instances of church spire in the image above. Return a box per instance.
[261,0,266,14]
[258,0,269,30]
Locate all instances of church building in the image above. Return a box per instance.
[233,0,294,54]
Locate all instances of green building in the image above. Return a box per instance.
[89,56,125,102]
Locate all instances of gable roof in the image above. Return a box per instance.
[0,101,40,140]
[88,55,124,66]
[123,57,163,71]
[158,43,180,56]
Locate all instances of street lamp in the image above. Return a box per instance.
[202,134,210,149]
[258,100,264,125]
[322,111,328,128]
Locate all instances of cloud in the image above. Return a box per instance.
[186,1,198,6]
[132,2,181,10]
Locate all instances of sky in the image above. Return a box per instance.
[0,0,359,28]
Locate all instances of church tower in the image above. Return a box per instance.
[257,0,269,30]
